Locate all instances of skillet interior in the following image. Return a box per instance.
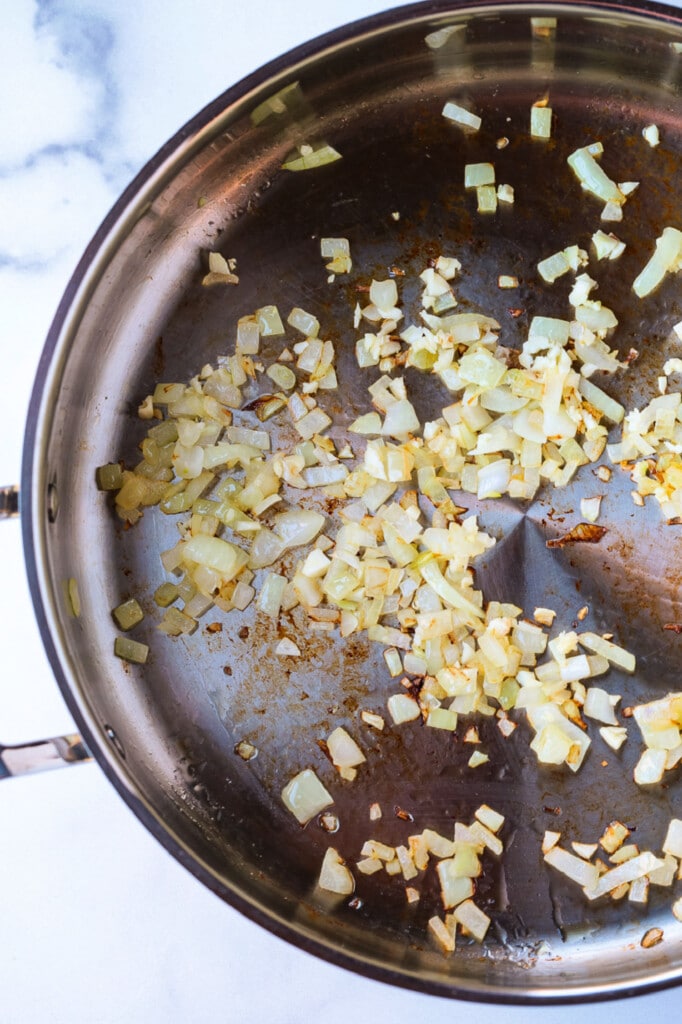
[24,0,682,1001]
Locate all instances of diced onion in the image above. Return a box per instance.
[281,768,333,825]
[442,100,481,131]
[318,847,354,894]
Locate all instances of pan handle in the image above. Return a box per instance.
[0,734,92,779]
[0,484,91,777]
[0,485,19,518]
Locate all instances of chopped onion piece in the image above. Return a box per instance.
[256,305,285,336]
[452,899,490,943]
[592,230,626,261]
[318,847,354,895]
[476,185,497,213]
[530,104,552,139]
[544,845,600,889]
[281,768,333,825]
[327,727,366,770]
[633,227,682,298]
[542,831,561,854]
[361,710,385,731]
[282,143,342,171]
[663,819,682,858]
[464,162,495,188]
[567,145,625,205]
[599,726,628,751]
[642,124,660,147]
[275,637,301,657]
[580,496,603,523]
[442,100,481,131]
[634,748,667,786]
[577,632,635,672]
[428,915,456,953]
[183,535,248,581]
[114,637,149,664]
[113,598,144,631]
[387,693,421,724]
[475,805,505,833]
[585,852,664,900]
[266,363,296,390]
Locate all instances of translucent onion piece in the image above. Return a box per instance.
[281,768,333,825]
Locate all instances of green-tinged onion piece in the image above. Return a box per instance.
[114,636,149,664]
[96,462,123,491]
[112,598,144,631]
[154,582,179,607]
[282,143,342,172]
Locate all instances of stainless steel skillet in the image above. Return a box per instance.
[18,0,682,1003]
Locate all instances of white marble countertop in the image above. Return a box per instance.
[3,1,682,1020]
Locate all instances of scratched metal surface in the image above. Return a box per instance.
[24,1,682,1001]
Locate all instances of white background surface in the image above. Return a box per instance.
[2,1,682,1020]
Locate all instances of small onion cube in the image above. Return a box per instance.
[643,124,660,147]
[357,857,383,876]
[572,842,598,860]
[538,250,570,283]
[294,407,332,440]
[648,853,677,887]
[585,852,664,900]
[236,318,260,355]
[114,637,149,664]
[633,227,682,298]
[567,145,625,205]
[599,821,630,853]
[387,693,421,724]
[474,805,505,833]
[281,768,333,825]
[584,686,619,726]
[442,100,481,131]
[544,845,600,889]
[452,899,490,943]
[464,162,495,188]
[256,305,285,336]
[476,185,497,213]
[327,726,366,770]
[437,861,475,910]
[183,535,248,581]
[275,637,301,657]
[428,915,456,953]
[580,496,602,523]
[288,306,320,338]
[318,847,354,895]
[266,363,296,390]
[530,104,552,139]
[257,573,287,617]
[468,751,489,768]
[630,745,663,782]
[112,598,144,631]
[361,710,385,731]
[577,632,635,673]
[599,726,628,751]
[662,819,682,859]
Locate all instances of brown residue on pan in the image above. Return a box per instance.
[664,623,682,634]
[546,523,608,548]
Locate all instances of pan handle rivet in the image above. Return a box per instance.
[104,725,125,759]
[46,480,59,523]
